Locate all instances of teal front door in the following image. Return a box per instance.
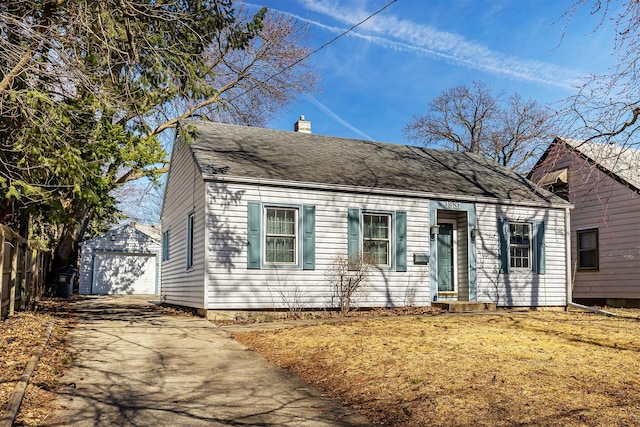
[437,223,455,292]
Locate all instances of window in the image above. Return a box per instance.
[162,231,169,261]
[577,228,599,270]
[509,222,531,269]
[265,207,297,264]
[186,213,194,269]
[363,213,391,266]
[247,202,315,270]
[348,208,407,271]
[498,218,545,274]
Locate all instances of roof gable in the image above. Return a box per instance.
[531,137,640,193]
[182,121,565,205]
[80,224,161,246]
[562,138,640,190]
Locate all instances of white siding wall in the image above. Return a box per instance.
[475,204,568,306]
[78,226,161,295]
[160,140,207,308]
[202,181,568,310]
[204,182,431,310]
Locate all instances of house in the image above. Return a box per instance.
[160,118,571,315]
[529,137,640,308]
[78,222,162,295]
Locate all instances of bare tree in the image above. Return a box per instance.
[559,0,640,148]
[404,80,556,173]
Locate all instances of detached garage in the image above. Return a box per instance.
[79,223,161,295]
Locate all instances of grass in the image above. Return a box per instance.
[233,310,640,426]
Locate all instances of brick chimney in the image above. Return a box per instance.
[294,115,311,134]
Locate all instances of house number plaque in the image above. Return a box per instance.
[446,200,460,209]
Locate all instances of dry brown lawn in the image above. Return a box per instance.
[233,309,640,427]
[1,301,73,426]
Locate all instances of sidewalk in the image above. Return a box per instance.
[48,295,367,426]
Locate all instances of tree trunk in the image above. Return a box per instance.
[51,205,92,275]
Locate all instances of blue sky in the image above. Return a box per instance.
[119,0,623,223]
[250,0,620,144]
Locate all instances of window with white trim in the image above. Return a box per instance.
[577,228,599,270]
[363,213,391,266]
[509,222,531,269]
[347,208,407,272]
[247,202,315,270]
[265,207,298,265]
[498,218,545,274]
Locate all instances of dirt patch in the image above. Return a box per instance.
[233,310,640,426]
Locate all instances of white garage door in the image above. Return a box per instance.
[92,252,158,295]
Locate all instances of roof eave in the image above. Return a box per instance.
[203,174,573,210]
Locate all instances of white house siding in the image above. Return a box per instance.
[475,203,568,307]
[78,226,161,295]
[160,140,207,308]
[202,181,568,310]
[203,181,431,310]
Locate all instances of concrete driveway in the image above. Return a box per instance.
[49,296,367,426]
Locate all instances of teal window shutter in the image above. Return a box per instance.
[247,202,261,269]
[395,211,407,272]
[534,220,546,274]
[303,205,315,270]
[347,208,361,269]
[497,218,509,273]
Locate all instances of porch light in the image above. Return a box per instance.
[430,224,440,236]
[470,226,479,240]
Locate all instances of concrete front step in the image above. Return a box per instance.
[432,302,496,313]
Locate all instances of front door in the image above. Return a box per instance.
[437,223,455,292]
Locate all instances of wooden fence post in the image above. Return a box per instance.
[0,227,5,319]
[9,236,17,316]
[31,247,38,301]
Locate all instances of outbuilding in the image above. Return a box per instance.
[79,223,161,295]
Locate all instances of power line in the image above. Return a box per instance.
[226,0,399,106]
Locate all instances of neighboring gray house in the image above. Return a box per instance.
[160,119,571,314]
[79,223,161,295]
[529,137,640,308]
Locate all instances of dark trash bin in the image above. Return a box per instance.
[54,266,77,298]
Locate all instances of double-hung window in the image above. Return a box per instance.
[498,218,545,274]
[348,208,406,271]
[265,207,297,265]
[247,202,315,269]
[363,213,391,266]
[509,222,531,269]
[577,228,598,270]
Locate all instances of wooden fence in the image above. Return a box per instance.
[1,225,52,319]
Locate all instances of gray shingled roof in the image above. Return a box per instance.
[184,120,565,205]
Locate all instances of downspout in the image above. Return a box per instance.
[564,207,572,308]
